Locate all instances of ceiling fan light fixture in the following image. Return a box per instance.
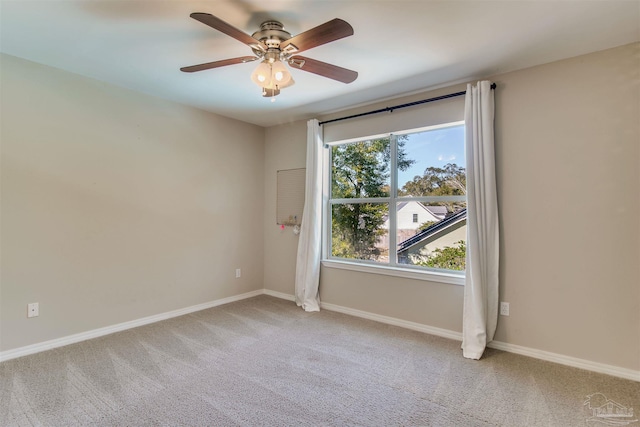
[251,61,272,87]
[270,60,294,88]
[252,58,295,99]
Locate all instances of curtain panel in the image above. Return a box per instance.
[462,81,500,359]
[294,119,323,312]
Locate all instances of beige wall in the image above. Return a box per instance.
[263,43,640,371]
[0,54,265,352]
[493,42,639,371]
[263,121,308,295]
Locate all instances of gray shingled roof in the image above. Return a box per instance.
[424,205,448,218]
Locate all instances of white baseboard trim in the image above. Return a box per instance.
[263,289,296,302]
[487,340,640,382]
[265,291,639,382]
[320,301,464,342]
[0,290,263,363]
[262,290,461,341]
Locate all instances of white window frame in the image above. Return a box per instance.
[321,121,466,286]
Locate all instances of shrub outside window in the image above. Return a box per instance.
[327,122,467,275]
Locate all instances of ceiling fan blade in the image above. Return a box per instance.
[280,18,353,53]
[180,56,257,73]
[289,56,358,83]
[190,13,266,51]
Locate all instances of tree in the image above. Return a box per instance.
[399,163,466,213]
[411,240,466,271]
[331,137,413,259]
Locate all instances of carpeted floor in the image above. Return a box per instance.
[1,295,638,426]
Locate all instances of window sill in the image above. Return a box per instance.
[321,259,465,286]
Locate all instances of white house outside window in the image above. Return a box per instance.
[326,121,467,277]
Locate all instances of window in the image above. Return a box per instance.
[326,122,466,277]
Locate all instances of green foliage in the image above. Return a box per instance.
[331,203,386,259]
[411,240,466,271]
[399,163,466,213]
[331,234,357,259]
[400,163,466,197]
[331,138,391,199]
[417,221,438,232]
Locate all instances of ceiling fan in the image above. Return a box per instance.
[181,13,358,98]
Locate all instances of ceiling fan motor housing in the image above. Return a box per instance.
[252,21,291,47]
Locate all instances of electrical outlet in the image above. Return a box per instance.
[27,302,39,318]
[500,302,510,316]
[235,268,241,278]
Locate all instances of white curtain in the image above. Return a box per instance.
[462,81,499,359]
[294,119,323,312]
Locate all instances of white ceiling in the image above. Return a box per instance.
[1,1,638,127]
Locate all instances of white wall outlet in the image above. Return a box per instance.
[500,302,510,316]
[27,302,39,318]
[235,268,241,278]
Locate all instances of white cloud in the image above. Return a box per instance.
[437,154,457,162]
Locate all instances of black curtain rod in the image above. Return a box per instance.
[319,83,496,126]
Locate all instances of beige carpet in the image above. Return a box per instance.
[1,295,638,426]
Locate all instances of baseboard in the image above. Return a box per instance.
[320,301,464,342]
[0,289,263,363]
[263,289,296,302]
[263,289,461,341]
[266,291,639,382]
[487,340,640,382]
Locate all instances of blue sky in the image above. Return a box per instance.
[397,125,465,189]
